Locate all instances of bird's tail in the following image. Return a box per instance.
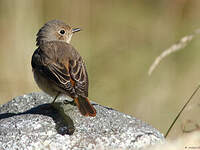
[74,96,96,117]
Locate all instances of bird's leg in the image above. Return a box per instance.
[64,99,76,106]
[52,92,60,103]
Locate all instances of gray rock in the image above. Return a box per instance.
[0,92,164,150]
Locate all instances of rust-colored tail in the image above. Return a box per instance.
[74,96,96,117]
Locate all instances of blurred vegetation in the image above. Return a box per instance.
[0,0,200,139]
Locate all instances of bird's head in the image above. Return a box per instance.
[36,20,81,46]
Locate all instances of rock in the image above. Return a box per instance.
[0,92,164,150]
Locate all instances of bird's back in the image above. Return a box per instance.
[39,41,80,62]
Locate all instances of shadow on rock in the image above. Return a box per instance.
[0,102,75,135]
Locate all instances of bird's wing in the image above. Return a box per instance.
[33,41,89,97]
[68,58,89,97]
[47,61,77,96]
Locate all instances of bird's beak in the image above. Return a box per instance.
[72,28,81,33]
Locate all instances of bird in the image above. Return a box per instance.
[31,20,96,117]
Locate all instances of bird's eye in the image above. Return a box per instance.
[59,29,65,35]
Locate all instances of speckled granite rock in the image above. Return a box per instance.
[0,92,164,150]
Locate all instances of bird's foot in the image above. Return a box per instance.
[63,100,76,106]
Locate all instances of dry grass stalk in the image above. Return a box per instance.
[148,29,200,76]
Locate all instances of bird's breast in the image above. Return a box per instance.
[33,69,57,97]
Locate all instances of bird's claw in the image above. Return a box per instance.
[63,100,76,106]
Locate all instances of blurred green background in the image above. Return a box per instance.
[1,0,200,138]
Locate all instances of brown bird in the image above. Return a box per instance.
[31,20,96,117]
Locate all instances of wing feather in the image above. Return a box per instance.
[69,59,89,97]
